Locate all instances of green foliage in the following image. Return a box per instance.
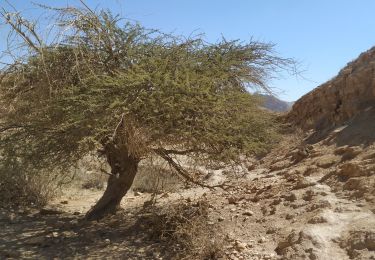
[0,5,292,192]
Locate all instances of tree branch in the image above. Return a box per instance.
[0,10,42,54]
[161,148,203,155]
[112,113,125,139]
[0,124,28,133]
[154,148,231,189]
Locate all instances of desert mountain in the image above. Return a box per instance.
[256,93,294,112]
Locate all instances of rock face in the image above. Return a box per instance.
[288,46,375,130]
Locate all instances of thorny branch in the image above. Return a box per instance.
[154,148,232,190]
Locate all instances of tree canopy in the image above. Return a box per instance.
[0,4,294,215]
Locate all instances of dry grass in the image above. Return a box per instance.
[132,163,182,194]
[66,155,108,190]
[81,171,107,190]
[0,172,59,208]
[146,198,226,259]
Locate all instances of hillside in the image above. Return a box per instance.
[288,46,375,131]
[257,94,294,112]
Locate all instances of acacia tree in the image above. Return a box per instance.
[0,4,294,220]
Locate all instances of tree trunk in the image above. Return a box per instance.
[85,141,139,221]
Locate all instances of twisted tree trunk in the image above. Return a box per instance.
[85,140,139,221]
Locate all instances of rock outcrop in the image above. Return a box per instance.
[288,46,375,130]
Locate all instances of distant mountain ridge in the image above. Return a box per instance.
[256,94,294,112]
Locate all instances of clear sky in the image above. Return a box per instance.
[1,0,375,101]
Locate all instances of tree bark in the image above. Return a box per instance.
[85,140,139,221]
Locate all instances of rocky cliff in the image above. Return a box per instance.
[288,46,375,130]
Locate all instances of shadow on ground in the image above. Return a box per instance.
[0,208,165,259]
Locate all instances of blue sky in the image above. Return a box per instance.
[1,0,375,101]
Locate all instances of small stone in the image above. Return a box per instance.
[282,192,297,202]
[218,216,225,222]
[25,236,46,245]
[276,230,299,252]
[317,155,339,168]
[266,227,277,234]
[308,215,328,224]
[234,240,247,251]
[303,189,315,201]
[307,200,332,212]
[160,192,169,198]
[270,198,282,205]
[293,178,316,190]
[290,147,309,163]
[228,196,239,204]
[152,251,160,258]
[285,213,294,220]
[7,212,17,222]
[104,238,111,244]
[270,160,290,172]
[245,161,256,171]
[243,210,254,216]
[258,236,267,243]
[250,196,260,203]
[70,219,79,225]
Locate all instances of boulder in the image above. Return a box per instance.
[270,160,290,172]
[316,155,339,168]
[339,162,367,178]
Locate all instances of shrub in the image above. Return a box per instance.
[132,159,182,193]
[0,159,59,207]
[146,199,226,259]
